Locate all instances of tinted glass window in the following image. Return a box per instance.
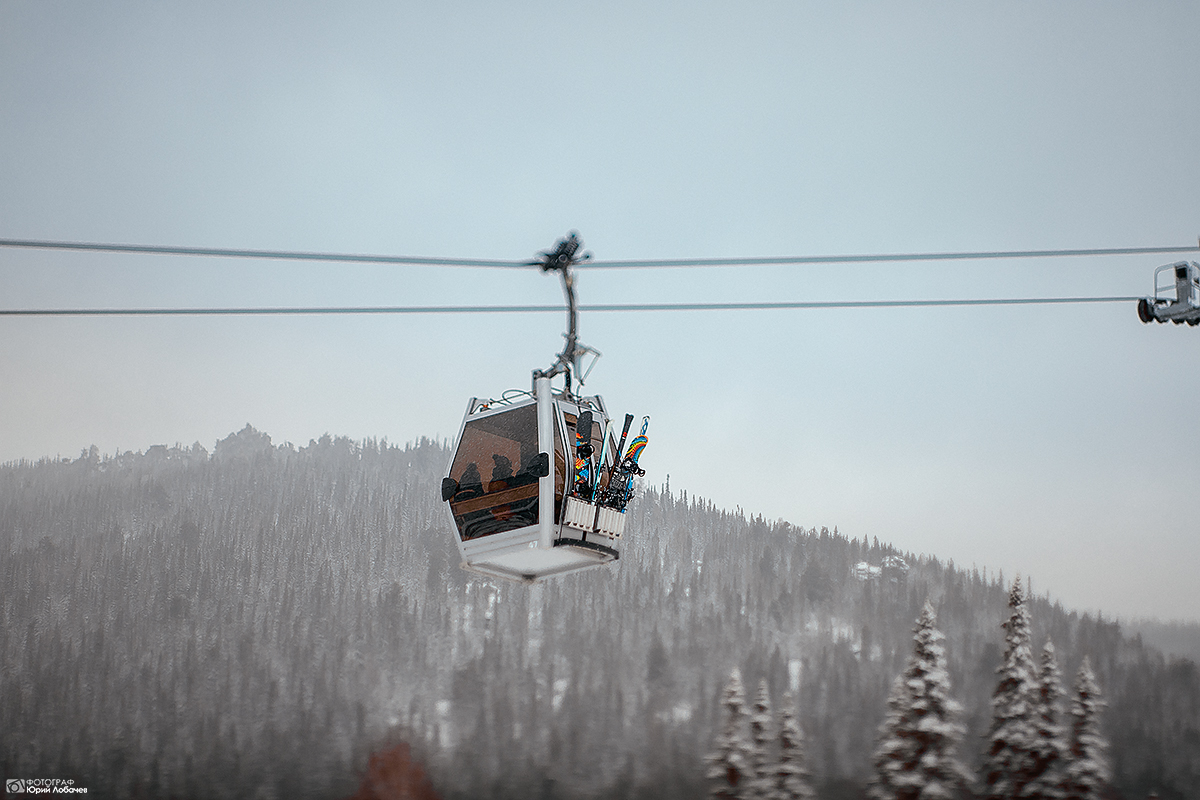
[448,404,540,540]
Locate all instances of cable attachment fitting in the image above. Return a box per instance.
[536,231,592,274]
[532,232,597,397]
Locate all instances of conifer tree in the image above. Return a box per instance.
[746,679,776,800]
[775,691,815,800]
[707,667,752,800]
[1063,658,1109,800]
[868,601,968,800]
[1023,641,1068,800]
[982,577,1037,800]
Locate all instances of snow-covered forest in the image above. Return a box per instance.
[1,427,1197,799]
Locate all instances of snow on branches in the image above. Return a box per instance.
[1024,641,1069,800]
[775,692,815,800]
[707,668,753,799]
[746,680,775,800]
[868,601,969,800]
[983,578,1039,800]
[1063,658,1110,800]
[707,584,1114,800]
[706,669,815,800]
[981,578,1110,800]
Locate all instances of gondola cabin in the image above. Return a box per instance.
[440,378,629,583]
[438,233,649,583]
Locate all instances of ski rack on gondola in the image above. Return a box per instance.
[438,233,650,583]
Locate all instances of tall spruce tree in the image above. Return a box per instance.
[1063,658,1110,800]
[1023,641,1068,800]
[868,601,969,800]
[775,691,815,800]
[983,577,1037,800]
[707,668,753,800]
[746,679,776,800]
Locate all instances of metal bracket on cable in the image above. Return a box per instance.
[531,232,599,398]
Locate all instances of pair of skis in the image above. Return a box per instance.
[572,410,649,512]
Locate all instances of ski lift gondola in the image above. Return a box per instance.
[1137,261,1200,325]
[439,233,650,583]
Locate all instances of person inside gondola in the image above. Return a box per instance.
[455,462,484,500]
[446,404,542,539]
[488,453,514,492]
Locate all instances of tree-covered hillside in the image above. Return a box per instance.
[1,428,1197,799]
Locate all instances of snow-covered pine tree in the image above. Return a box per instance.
[982,577,1038,800]
[745,679,776,800]
[707,667,752,800]
[1023,640,1068,800]
[868,601,969,800]
[775,691,815,800]
[1063,658,1110,800]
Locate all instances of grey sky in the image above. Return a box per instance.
[2,1,1199,622]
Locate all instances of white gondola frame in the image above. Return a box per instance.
[443,377,621,583]
[1139,261,1200,325]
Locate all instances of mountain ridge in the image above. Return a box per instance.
[2,427,1197,799]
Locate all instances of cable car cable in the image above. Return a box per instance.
[0,296,1142,317]
[576,245,1200,269]
[0,238,532,269]
[1,237,1196,270]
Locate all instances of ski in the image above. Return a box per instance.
[572,409,594,498]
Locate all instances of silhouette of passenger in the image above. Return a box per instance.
[491,453,514,480]
[489,453,514,492]
[456,462,484,499]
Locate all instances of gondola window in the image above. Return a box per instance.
[447,404,541,540]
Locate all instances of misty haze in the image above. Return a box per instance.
[2,427,1197,798]
[4,2,1200,798]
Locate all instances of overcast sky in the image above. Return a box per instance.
[2,1,1199,622]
